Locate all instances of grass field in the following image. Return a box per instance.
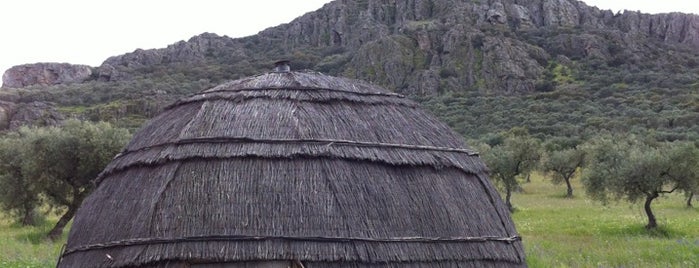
[515,174,699,267]
[0,175,697,267]
[0,215,65,268]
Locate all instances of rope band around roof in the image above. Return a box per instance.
[166,87,408,110]
[116,137,480,160]
[61,235,521,256]
[164,83,410,110]
[204,87,406,98]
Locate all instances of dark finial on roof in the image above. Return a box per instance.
[274,60,291,73]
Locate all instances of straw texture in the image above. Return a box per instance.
[59,71,525,267]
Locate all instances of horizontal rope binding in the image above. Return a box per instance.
[93,137,482,185]
[205,87,406,98]
[62,234,522,257]
[116,136,481,160]
[166,86,408,110]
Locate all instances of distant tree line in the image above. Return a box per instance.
[481,128,699,230]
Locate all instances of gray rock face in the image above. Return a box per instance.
[2,63,92,88]
[92,0,699,94]
[617,11,699,48]
[0,101,14,129]
[98,33,245,81]
[486,2,508,24]
[509,4,534,28]
[0,101,63,130]
[541,0,580,27]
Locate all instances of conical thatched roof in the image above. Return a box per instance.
[59,70,525,267]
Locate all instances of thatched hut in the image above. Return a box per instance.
[58,64,525,267]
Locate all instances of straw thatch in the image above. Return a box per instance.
[58,70,525,267]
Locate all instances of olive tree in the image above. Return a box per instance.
[583,138,699,229]
[0,128,45,226]
[32,120,130,240]
[542,148,585,198]
[0,120,130,240]
[483,135,541,212]
[666,143,699,208]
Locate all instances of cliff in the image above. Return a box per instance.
[94,0,699,95]
[0,101,64,130]
[2,63,93,88]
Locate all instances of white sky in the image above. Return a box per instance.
[1,0,698,76]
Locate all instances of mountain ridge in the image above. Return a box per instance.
[1,0,698,141]
[86,0,699,95]
[4,0,699,93]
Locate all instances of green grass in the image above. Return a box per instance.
[1,175,697,267]
[513,174,699,267]
[0,214,65,268]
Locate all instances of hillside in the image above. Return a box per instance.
[1,0,698,141]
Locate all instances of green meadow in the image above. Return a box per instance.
[0,215,64,268]
[0,174,697,267]
[515,174,699,267]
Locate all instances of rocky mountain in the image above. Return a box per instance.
[1,0,698,140]
[92,0,699,95]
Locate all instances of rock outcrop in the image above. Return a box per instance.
[0,101,14,129]
[92,0,699,95]
[97,33,246,81]
[2,63,93,88]
[0,101,64,130]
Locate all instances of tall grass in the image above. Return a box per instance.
[0,214,65,268]
[514,173,699,267]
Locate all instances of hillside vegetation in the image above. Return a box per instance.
[0,0,697,142]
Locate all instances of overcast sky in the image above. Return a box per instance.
[1,0,698,75]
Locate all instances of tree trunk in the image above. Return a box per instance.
[564,178,573,198]
[687,192,694,208]
[20,206,36,226]
[505,187,514,212]
[525,173,531,183]
[47,187,90,241]
[644,192,659,229]
[47,203,78,241]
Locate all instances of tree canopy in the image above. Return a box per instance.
[543,147,585,198]
[0,120,131,239]
[0,129,43,226]
[483,132,541,212]
[582,137,699,229]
